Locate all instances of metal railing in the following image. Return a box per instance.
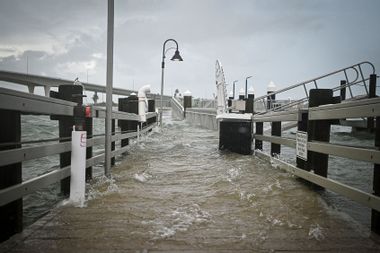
[0,69,172,101]
[253,95,380,228]
[255,61,376,114]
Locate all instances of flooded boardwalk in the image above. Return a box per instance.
[1,115,380,252]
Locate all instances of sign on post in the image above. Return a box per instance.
[296,131,308,161]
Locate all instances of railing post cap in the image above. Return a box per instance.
[248,86,255,94]
[183,90,192,96]
[267,81,276,92]
[239,88,245,96]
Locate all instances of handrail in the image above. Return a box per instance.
[253,95,380,215]
[0,69,172,100]
[0,87,157,210]
[254,61,375,114]
[171,96,184,111]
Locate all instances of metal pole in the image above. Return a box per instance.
[105,0,114,177]
[160,62,165,127]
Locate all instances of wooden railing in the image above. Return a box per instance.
[253,75,380,233]
[0,86,157,241]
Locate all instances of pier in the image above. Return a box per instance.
[0,59,380,252]
[1,1,380,251]
[1,111,380,252]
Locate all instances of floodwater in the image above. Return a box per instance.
[68,111,378,251]
[13,111,380,251]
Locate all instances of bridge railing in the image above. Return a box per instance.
[170,96,185,120]
[255,61,376,114]
[0,87,157,241]
[253,76,380,233]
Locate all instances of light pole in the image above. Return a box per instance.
[160,39,183,127]
[232,80,238,99]
[245,75,252,98]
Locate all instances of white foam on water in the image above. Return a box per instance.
[262,179,282,194]
[308,223,325,241]
[226,167,242,182]
[86,176,119,201]
[134,171,153,183]
[143,203,211,240]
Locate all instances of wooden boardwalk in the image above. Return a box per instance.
[1,174,380,253]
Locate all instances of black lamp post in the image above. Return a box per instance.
[245,75,252,98]
[160,39,183,126]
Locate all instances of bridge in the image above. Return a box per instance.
[0,60,380,252]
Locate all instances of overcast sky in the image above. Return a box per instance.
[0,0,379,99]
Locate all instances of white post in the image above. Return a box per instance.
[70,130,87,206]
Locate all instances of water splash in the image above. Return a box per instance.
[308,223,325,241]
[134,171,153,183]
[86,176,119,201]
[143,203,211,240]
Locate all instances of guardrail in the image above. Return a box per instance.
[253,74,380,233]
[254,61,376,114]
[0,69,172,102]
[0,86,157,241]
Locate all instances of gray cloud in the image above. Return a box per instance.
[0,0,379,98]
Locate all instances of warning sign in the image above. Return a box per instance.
[296,131,308,161]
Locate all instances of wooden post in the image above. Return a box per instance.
[52,85,83,195]
[340,80,346,101]
[308,89,333,182]
[372,115,380,233]
[296,110,309,171]
[111,119,115,166]
[85,115,92,181]
[368,74,377,131]
[245,93,254,114]
[183,92,192,118]
[148,99,156,125]
[271,122,281,156]
[126,94,138,145]
[118,97,128,148]
[255,122,263,150]
[0,110,22,242]
[219,120,252,155]
[228,96,233,113]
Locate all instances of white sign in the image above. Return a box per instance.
[296,131,308,161]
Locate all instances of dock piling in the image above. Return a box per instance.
[0,109,22,242]
[368,74,377,131]
[255,122,263,150]
[372,114,380,233]
[308,89,333,184]
[296,110,309,171]
[271,122,281,156]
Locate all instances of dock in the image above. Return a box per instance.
[1,121,380,252]
[1,55,380,253]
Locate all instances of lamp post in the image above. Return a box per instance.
[160,39,183,127]
[232,80,238,99]
[245,75,252,98]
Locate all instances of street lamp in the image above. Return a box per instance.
[160,38,183,126]
[245,75,253,98]
[232,80,238,99]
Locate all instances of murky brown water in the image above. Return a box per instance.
[80,111,379,251]
[6,111,380,252]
